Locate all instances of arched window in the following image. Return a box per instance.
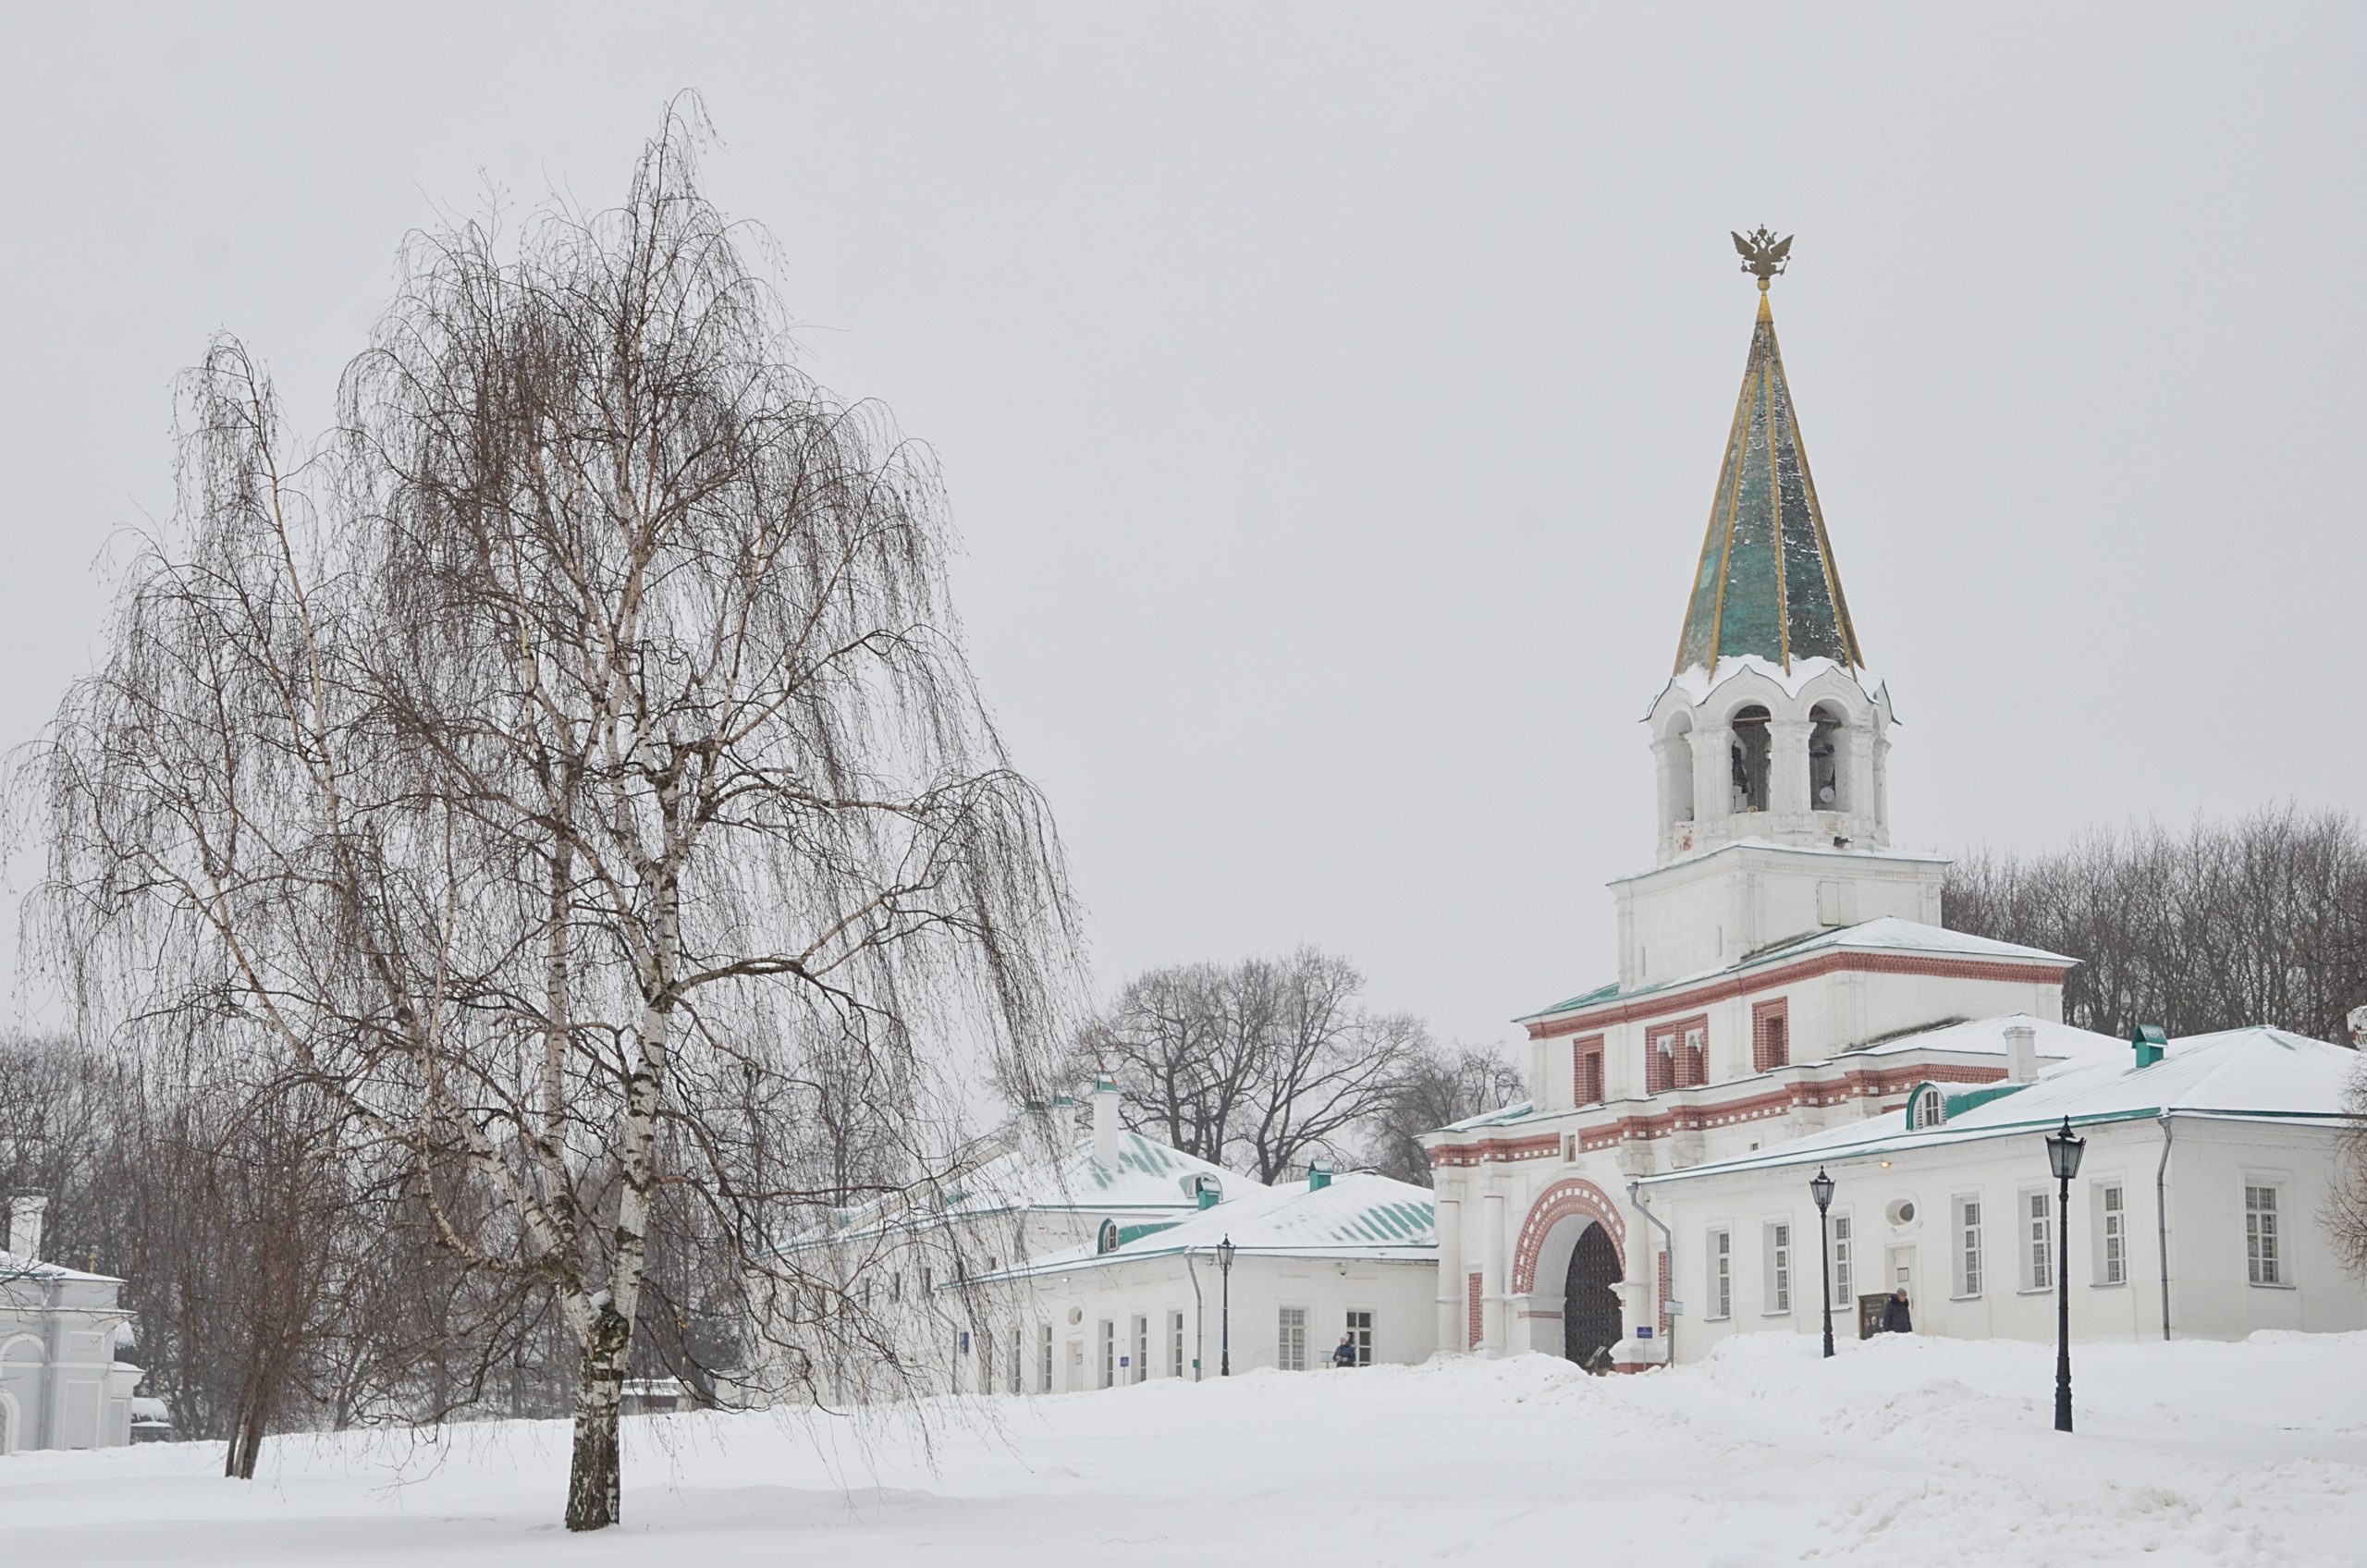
[1729,705,1772,813]
[1097,1219,1121,1255]
[1809,703,1848,812]
[1907,1084,1946,1130]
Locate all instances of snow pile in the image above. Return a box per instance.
[4,1331,2363,1565]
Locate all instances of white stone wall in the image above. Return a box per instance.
[975,1254,1436,1392]
[1642,1116,2367,1363]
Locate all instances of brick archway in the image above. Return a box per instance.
[1510,1177,1627,1295]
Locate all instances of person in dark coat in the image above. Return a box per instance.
[1881,1287,1913,1333]
[1331,1334,1359,1368]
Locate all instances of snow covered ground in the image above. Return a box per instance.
[8,1332,2365,1566]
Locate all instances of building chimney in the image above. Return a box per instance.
[2004,1023,2038,1084]
[1306,1158,1334,1191]
[1092,1074,1121,1166]
[8,1191,47,1260]
[2132,1024,2167,1070]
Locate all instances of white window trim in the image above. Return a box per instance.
[1829,1210,1855,1309]
[1950,1192,1983,1301]
[2018,1187,2055,1295]
[1763,1219,1794,1317]
[2092,1180,2128,1289]
[2244,1174,2294,1290]
[1707,1226,1735,1321]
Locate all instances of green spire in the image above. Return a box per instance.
[1674,288,1864,676]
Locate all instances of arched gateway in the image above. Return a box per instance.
[1510,1177,1628,1366]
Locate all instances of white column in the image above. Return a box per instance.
[1688,723,1733,842]
[1770,714,1811,831]
[1480,1186,1508,1354]
[1432,1189,1464,1354]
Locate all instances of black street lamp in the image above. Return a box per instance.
[2044,1115,2086,1433]
[1809,1167,1837,1358]
[1216,1234,1236,1377]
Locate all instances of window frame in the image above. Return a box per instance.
[2093,1182,2127,1288]
[1951,1193,1983,1300]
[2245,1179,2287,1288]
[1645,1013,1709,1095]
[1344,1307,1374,1367]
[1572,1035,1607,1107]
[1764,1219,1793,1316]
[1098,1318,1115,1389]
[1751,998,1791,1072]
[1830,1210,1854,1307]
[1278,1305,1309,1372]
[1169,1309,1187,1378]
[2019,1187,2054,1294]
[1708,1227,1734,1320]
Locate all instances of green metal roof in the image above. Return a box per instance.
[1674,291,1864,676]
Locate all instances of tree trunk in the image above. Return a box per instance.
[564,1299,632,1531]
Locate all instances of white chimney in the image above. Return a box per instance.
[8,1191,48,1260]
[2004,1023,2038,1084]
[1092,1074,1121,1166]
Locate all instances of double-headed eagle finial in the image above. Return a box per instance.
[1732,226,1792,291]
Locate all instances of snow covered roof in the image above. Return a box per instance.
[974,1172,1435,1282]
[1845,1013,2122,1060]
[1521,916,2075,1023]
[798,1123,1260,1250]
[1641,1025,2362,1184]
[0,1248,118,1285]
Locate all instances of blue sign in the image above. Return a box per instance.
[1636,1326,1654,1339]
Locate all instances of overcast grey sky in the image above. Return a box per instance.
[3,4,2361,1049]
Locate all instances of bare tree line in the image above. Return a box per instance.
[18,104,1075,1529]
[1072,947,1524,1186]
[1942,802,2366,1044]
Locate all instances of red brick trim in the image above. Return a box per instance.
[1752,997,1791,1072]
[1430,1133,1560,1170]
[1441,1060,2006,1165]
[1527,950,2069,1039]
[1647,1012,1709,1092]
[1466,1273,1483,1350]
[1572,1034,1606,1107]
[1509,1177,1627,1295]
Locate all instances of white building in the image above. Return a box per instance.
[1,1193,143,1455]
[1637,1023,2367,1358]
[766,1080,1257,1403]
[1418,259,2364,1371]
[968,1165,1438,1390]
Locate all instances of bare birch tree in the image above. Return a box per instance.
[31,105,1074,1529]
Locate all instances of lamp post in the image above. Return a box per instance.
[1216,1234,1236,1377]
[2044,1115,2086,1433]
[1809,1167,1837,1358]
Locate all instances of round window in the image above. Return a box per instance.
[1885,1198,1917,1226]
[1066,1305,1084,1326]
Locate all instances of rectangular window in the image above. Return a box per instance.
[1278,1306,1308,1372]
[2098,1184,2126,1286]
[1344,1308,1374,1366]
[1132,1315,1149,1383]
[1766,1222,1792,1313]
[1832,1214,1854,1306]
[1574,1037,1606,1105]
[1009,1328,1024,1395]
[1752,998,1790,1072]
[1644,1015,1707,1095]
[1954,1195,1983,1297]
[978,1326,994,1390]
[1039,1324,1053,1393]
[1098,1319,1114,1389]
[1708,1228,1733,1319]
[2247,1183,2282,1286]
[1170,1310,1186,1378]
[2023,1191,2054,1292]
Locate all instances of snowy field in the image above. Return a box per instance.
[8,1333,2365,1567]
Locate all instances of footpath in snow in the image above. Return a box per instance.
[4,1331,2363,1567]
